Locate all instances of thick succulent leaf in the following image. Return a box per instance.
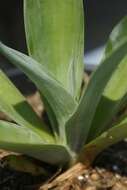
[0,42,77,141]
[0,121,71,165]
[0,70,53,143]
[88,16,127,141]
[79,114,127,165]
[24,0,84,99]
[66,40,127,152]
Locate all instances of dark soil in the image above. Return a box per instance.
[0,166,45,190]
[1,93,127,189]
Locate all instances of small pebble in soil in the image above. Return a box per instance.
[77,175,84,181]
[115,174,121,179]
[84,174,89,179]
[112,165,119,172]
[90,173,100,181]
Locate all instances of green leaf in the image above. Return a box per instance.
[79,114,127,165]
[0,120,71,165]
[0,70,54,143]
[87,16,127,141]
[2,155,49,176]
[88,56,127,141]
[66,38,127,152]
[0,42,77,142]
[104,16,127,58]
[24,0,84,99]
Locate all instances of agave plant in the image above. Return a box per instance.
[0,0,127,173]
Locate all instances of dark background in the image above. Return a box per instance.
[0,0,127,72]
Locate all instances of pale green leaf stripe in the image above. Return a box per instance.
[24,0,84,99]
[0,120,70,164]
[0,70,54,143]
[79,115,127,164]
[0,42,77,141]
[66,40,127,152]
[88,16,127,141]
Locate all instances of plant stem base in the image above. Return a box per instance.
[39,163,86,190]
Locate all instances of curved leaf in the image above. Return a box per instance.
[79,114,127,164]
[88,16,127,141]
[0,121,71,165]
[66,39,127,152]
[0,42,77,142]
[104,16,127,58]
[24,0,84,99]
[0,70,53,143]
